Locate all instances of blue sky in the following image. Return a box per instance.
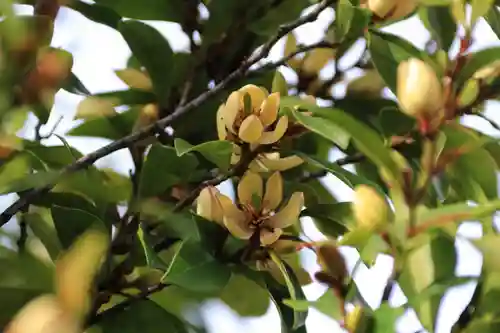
[7,2,500,333]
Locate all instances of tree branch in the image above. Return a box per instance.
[0,0,335,228]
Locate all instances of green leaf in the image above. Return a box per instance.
[250,0,309,36]
[374,305,405,333]
[93,0,186,22]
[174,138,234,171]
[473,235,500,272]
[335,0,372,42]
[442,125,498,200]
[455,47,500,89]
[0,155,30,191]
[367,29,436,93]
[419,5,457,51]
[68,108,140,140]
[137,225,168,270]
[0,169,60,195]
[314,107,403,186]
[0,251,54,328]
[139,143,199,198]
[485,6,500,39]
[269,251,308,330]
[51,205,107,249]
[291,109,350,149]
[23,210,62,261]
[69,0,122,29]
[398,231,456,332]
[137,200,199,240]
[162,240,231,294]
[94,89,157,106]
[470,0,495,26]
[284,289,344,321]
[220,271,270,317]
[119,21,174,107]
[91,299,188,333]
[301,202,353,237]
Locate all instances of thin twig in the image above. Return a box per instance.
[0,0,335,227]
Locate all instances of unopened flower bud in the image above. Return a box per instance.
[365,0,417,20]
[352,185,390,230]
[397,58,444,121]
[316,242,348,283]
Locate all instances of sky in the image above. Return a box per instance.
[6,2,500,333]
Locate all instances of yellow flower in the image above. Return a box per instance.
[363,0,417,20]
[249,152,304,172]
[217,84,288,146]
[352,185,390,230]
[196,172,304,246]
[397,58,444,121]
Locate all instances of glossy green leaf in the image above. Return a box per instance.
[51,205,107,249]
[367,29,436,93]
[174,138,234,171]
[69,0,122,29]
[470,0,495,26]
[94,89,157,106]
[139,143,199,198]
[92,299,188,333]
[291,109,350,150]
[137,225,168,270]
[284,289,344,321]
[94,0,186,22]
[119,21,174,107]
[418,5,456,51]
[0,169,60,195]
[374,305,405,333]
[62,72,91,96]
[162,240,231,294]
[68,108,140,140]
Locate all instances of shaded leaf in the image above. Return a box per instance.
[94,0,186,22]
[456,47,500,89]
[139,143,199,198]
[119,21,174,107]
[69,0,122,29]
[162,240,231,295]
[419,5,456,51]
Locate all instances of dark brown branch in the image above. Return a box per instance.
[0,0,335,228]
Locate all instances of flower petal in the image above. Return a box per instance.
[263,172,283,211]
[258,116,288,145]
[224,91,242,133]
[260,155,304,171]
[266,192,304,229]
[197,187,224,224]
[259,92,280,126]
[224,217,254,240]
[237,171,263,206]
[238,115,264,143]
[216,104,227,140]
[239,84,267,111]
[260,228,282,246]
